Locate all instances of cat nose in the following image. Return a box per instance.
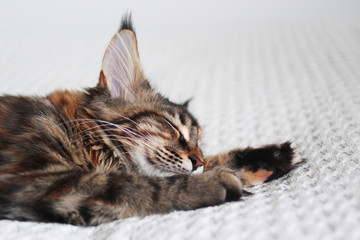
[189,155,203,170]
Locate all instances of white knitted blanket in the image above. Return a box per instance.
[0,1,359,239]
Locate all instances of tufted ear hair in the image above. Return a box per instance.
[99,29,147,101]
[182,98,192,109]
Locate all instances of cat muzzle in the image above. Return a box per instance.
[189,155,204,171]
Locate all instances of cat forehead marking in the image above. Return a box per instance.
[179,125,190,141]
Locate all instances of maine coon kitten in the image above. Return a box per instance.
[0,16,297,226]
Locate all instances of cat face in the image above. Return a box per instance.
[116,107,204,176]
[95,24,204,176]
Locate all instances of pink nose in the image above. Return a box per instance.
[190,155,203,170]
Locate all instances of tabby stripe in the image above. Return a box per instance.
[54,138,75,163]
[147,178,161,203]
[147,156,157,165]
[114,110,162,125]
[33,201,67,223]
[179,113,187,125]
[43,172,81,200]
[136,128,171,140]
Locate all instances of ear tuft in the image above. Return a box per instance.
[182,98,192,108]
[119,13,136,34]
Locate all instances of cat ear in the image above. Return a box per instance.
[99,29,146,101]
[182,98,192,109]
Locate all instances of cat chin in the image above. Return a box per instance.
[191,166,204,175]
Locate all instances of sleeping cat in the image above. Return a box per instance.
[0,15,297,226]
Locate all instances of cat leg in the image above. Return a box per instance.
[0,167,243,226]
[204,142,300,186]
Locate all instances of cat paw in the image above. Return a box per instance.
[230,141,299,186]
[198,167,245,204]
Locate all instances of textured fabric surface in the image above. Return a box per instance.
[1,1,360,239]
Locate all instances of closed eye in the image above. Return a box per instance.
[179,134,187,147]
[163,116,189,146]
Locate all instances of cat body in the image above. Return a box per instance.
[0,16,296,226]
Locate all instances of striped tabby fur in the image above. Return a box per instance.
[0,15,297,226]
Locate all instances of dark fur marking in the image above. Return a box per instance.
[98,174,126,203]
[115,110,160,125]
[53,137,75,162]
[16,154,51,172]
[78,205,93,225]
[33,201,66,223]
[43,173,80,200]
[148,156,157,165]
[0,153,12,166]
[118,13,136,35]
[224,187,242,202]
[179,113,187,125]
[168,150,181,159]
[3,97,48,135]
[166,176,178,185]
[148,179,161,203]
[179,135,188,149]
[157,151,177,164]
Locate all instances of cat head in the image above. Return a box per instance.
[92,16,204,176]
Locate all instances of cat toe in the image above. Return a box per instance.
[263,141,300,182]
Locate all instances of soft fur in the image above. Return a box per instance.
[0,15,297,226]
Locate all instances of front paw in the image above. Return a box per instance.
[197,167,244,204]
[229,142,297,185]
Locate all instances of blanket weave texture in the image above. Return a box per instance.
[0,1,359,239]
